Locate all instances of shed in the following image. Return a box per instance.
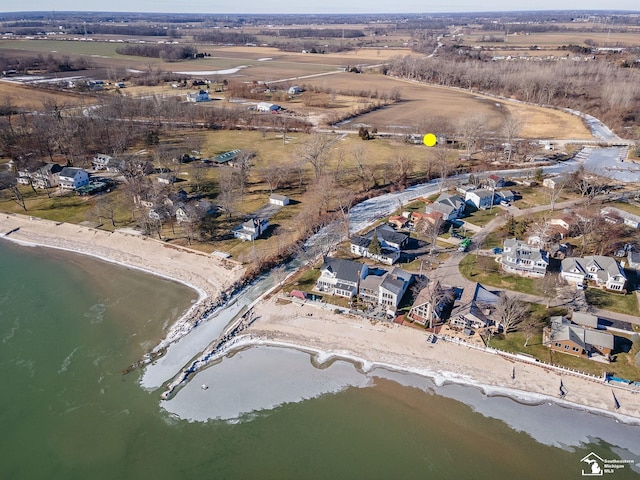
[269,193,290,206]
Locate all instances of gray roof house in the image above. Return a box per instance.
[501,238,549,277]
[547,316,614,360]
[426,193,466,220]
[350,224,409,265]
[451,283,500,331]
[560,256,627,291]
[627,251,640,271]
[315,257,368,298]
[58,167,89,190]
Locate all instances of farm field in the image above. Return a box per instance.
[462,30,640,48]
[0,81,97,109]
[302,73,592,138]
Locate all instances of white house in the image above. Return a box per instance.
[561,256,627,291]
[232,218,270,241]
[601,206,640,229]
[315,257,368,298]
[543,176,568,189]
[186,89,210,102]
[269,193,290,206]
[501,238,549,277]
[92,154,113,171]
[465,189,495,210]
[58,167,89,190]
[256,102,281,113]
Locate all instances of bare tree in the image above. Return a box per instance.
[351,144,374,192]
[0,172,27,211]
[94,194,118,228]
[416,215,444,255]
[501,116,522,164]
[539,273,560,308]
[393,155,413,189]
[297,135,334,180]
[545,178,566,212]
[217,168,239,219]
[496,292,529,334]
[257,164,288,194]
[456,113,487,155]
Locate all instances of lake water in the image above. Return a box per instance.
[1,240,638,480]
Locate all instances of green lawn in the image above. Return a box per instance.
[459,254,539,294]
[489,331,640,381]
[463,207,501,227]
[285,267,321,294]
[585,288,640,316]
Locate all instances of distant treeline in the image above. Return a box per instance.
[116,44,197,61]
[67,25,174,36]
[0,53,94,73]
[261,28,365,38]
[193,31,259,44]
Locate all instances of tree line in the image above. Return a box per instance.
[116,44,197,62]
[386,54,640,134]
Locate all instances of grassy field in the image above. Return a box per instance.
[585,288,640,316]
[459,253,540,295]
[489,331,640,381]
[0,82,97,110]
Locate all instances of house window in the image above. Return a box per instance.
[555,342,562,348]
[572,347,579,352]
[564,345,570,350]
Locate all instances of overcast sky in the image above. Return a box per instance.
[3,1,639,14]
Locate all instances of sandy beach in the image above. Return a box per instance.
[3,211,639,424]
[0,213,245,346]
[247,295,640,422]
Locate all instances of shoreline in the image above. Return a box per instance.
[0,213,245,353]
[242,295,640,423]
[223,335,640,427]
[3,213,640,426]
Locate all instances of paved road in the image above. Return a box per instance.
[426,197,640,327]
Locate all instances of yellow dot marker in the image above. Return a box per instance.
[423,133,437,147]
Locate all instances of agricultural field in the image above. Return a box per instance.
[301,72,592,138]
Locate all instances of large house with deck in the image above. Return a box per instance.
[500,238,549,277]
[560,255,626,291]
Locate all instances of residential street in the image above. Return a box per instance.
[427,197,640,328]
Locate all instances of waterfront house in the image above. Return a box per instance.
[378,267,413,312]
[450,283,499,331]
[546,316,614,360]
[232,218,270,242]
[315,257,368,298]
[542,176,568,190]
[560,256,626,291]
[408,280,453,328]
[501,238,549,277]
[58,167,89,191]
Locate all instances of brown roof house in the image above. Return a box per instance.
[546,315,614,362]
